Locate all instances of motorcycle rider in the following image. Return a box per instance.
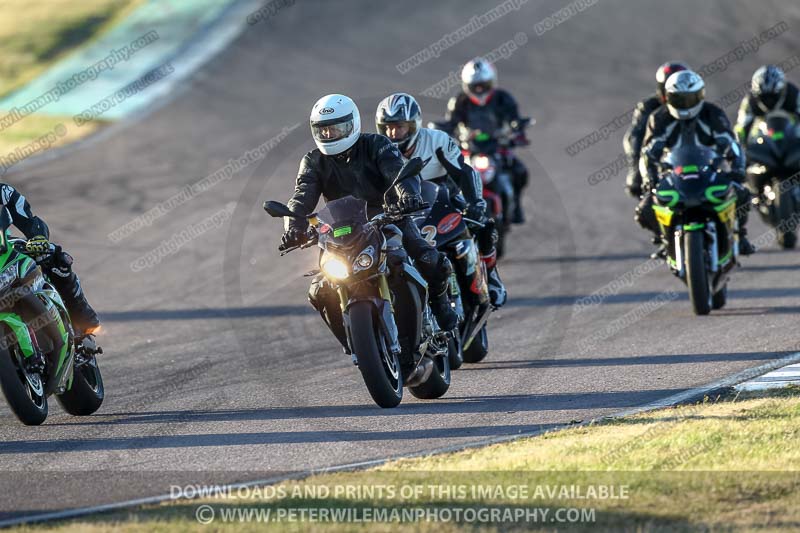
[638,70,756,256]
[735,64,800,145]
[439,58,530,223]
[375,92,507,307]
[281,94,459,358]
[623,61,689,198]
[0,183,101,339]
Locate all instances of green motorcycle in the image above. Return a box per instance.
[652,146,739,315]
[0,208,104,425]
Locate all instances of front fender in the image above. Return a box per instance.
[0,312,35,358]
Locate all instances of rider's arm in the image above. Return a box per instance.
[709,105,745,178]
[639,113,665,190]
[372,135,421,202]
[498,89,522,125]
[624,99,653,167]
[786,83,800,118]
[442,96,466,135]
[434,134,483,205]
[285,154,322,230]
[0,184,49,239]
[734,97,754,145]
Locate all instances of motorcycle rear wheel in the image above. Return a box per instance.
[409,353,451,399]
[463,324,489,363]
[57,356,104,416]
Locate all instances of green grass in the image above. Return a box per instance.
[15,387,800,532]
[0,0,140,161]
[0,0,142,97]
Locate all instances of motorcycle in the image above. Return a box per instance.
[745,110,800,249]
[264,159,451,408]
[0,208,104,425]
[429,118,531,258]
[652,146,739,315]
[414,180,492,366]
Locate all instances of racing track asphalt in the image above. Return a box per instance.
[2,0,800,521]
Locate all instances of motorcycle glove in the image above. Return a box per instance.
[24,235,53,257]
[396,192,424,214]
[280,227,306,250]
[465,200,488,222]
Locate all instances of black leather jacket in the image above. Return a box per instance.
[623,94,662,172]
[735,82,800,143]
[0,183,49,239]
[641,102,745,188]
[442,89,522,137]
[286,133,421,230]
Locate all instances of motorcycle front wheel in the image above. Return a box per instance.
[0,344,48,426]
[349,302,403,408]
[685,230,712,315]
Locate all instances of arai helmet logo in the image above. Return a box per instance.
[320,107,335,115]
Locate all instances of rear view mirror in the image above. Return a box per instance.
[393,157,424,186]
[263,201,298,218]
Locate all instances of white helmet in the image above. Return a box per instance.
[665,70,705,120]
[310,94,361,155]
[461,58,497,106]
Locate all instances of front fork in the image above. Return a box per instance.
[338,274,402,359]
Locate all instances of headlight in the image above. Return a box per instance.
[472,155,491,170]
[353,246,375,272]
[321,254,349,280]
[0,264,17,292]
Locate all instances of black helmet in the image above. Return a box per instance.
[375,93,422,152]
[751,65,786,112]
[656,61,689,102]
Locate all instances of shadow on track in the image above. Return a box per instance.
[457,351,793,371]
[98,305,313,321]
[1,423,572,453]
[503,252,647,265]
[35,389,683,430]
[505,287,800,308]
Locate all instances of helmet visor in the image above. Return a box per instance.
[468,81,494,95]
[758,92,781,110]
[667,88,705,110]
[311,114,354,144]
[376,120,417,143]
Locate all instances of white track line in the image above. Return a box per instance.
[3,350,800,529]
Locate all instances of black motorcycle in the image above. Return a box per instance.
[264,160,451,408]
[652,146,739,315]
[429,118,531,258]
[414,181,492,366]
[745,111,800,248]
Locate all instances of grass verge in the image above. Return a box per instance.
[13,387,800,532]
[0,0,142,97]
[0,0,140,168]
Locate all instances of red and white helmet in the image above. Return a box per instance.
[461,58,497,106]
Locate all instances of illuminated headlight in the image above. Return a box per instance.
[0,264,17,292]
[321,254,349,280]
[353,246,375,272]
[472,155,490,170]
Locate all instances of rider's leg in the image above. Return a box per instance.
[395,219,458,331]
[476,217,506,307]
[308,275,349,352]
[510,156,528,224]
[42,248,100,336]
